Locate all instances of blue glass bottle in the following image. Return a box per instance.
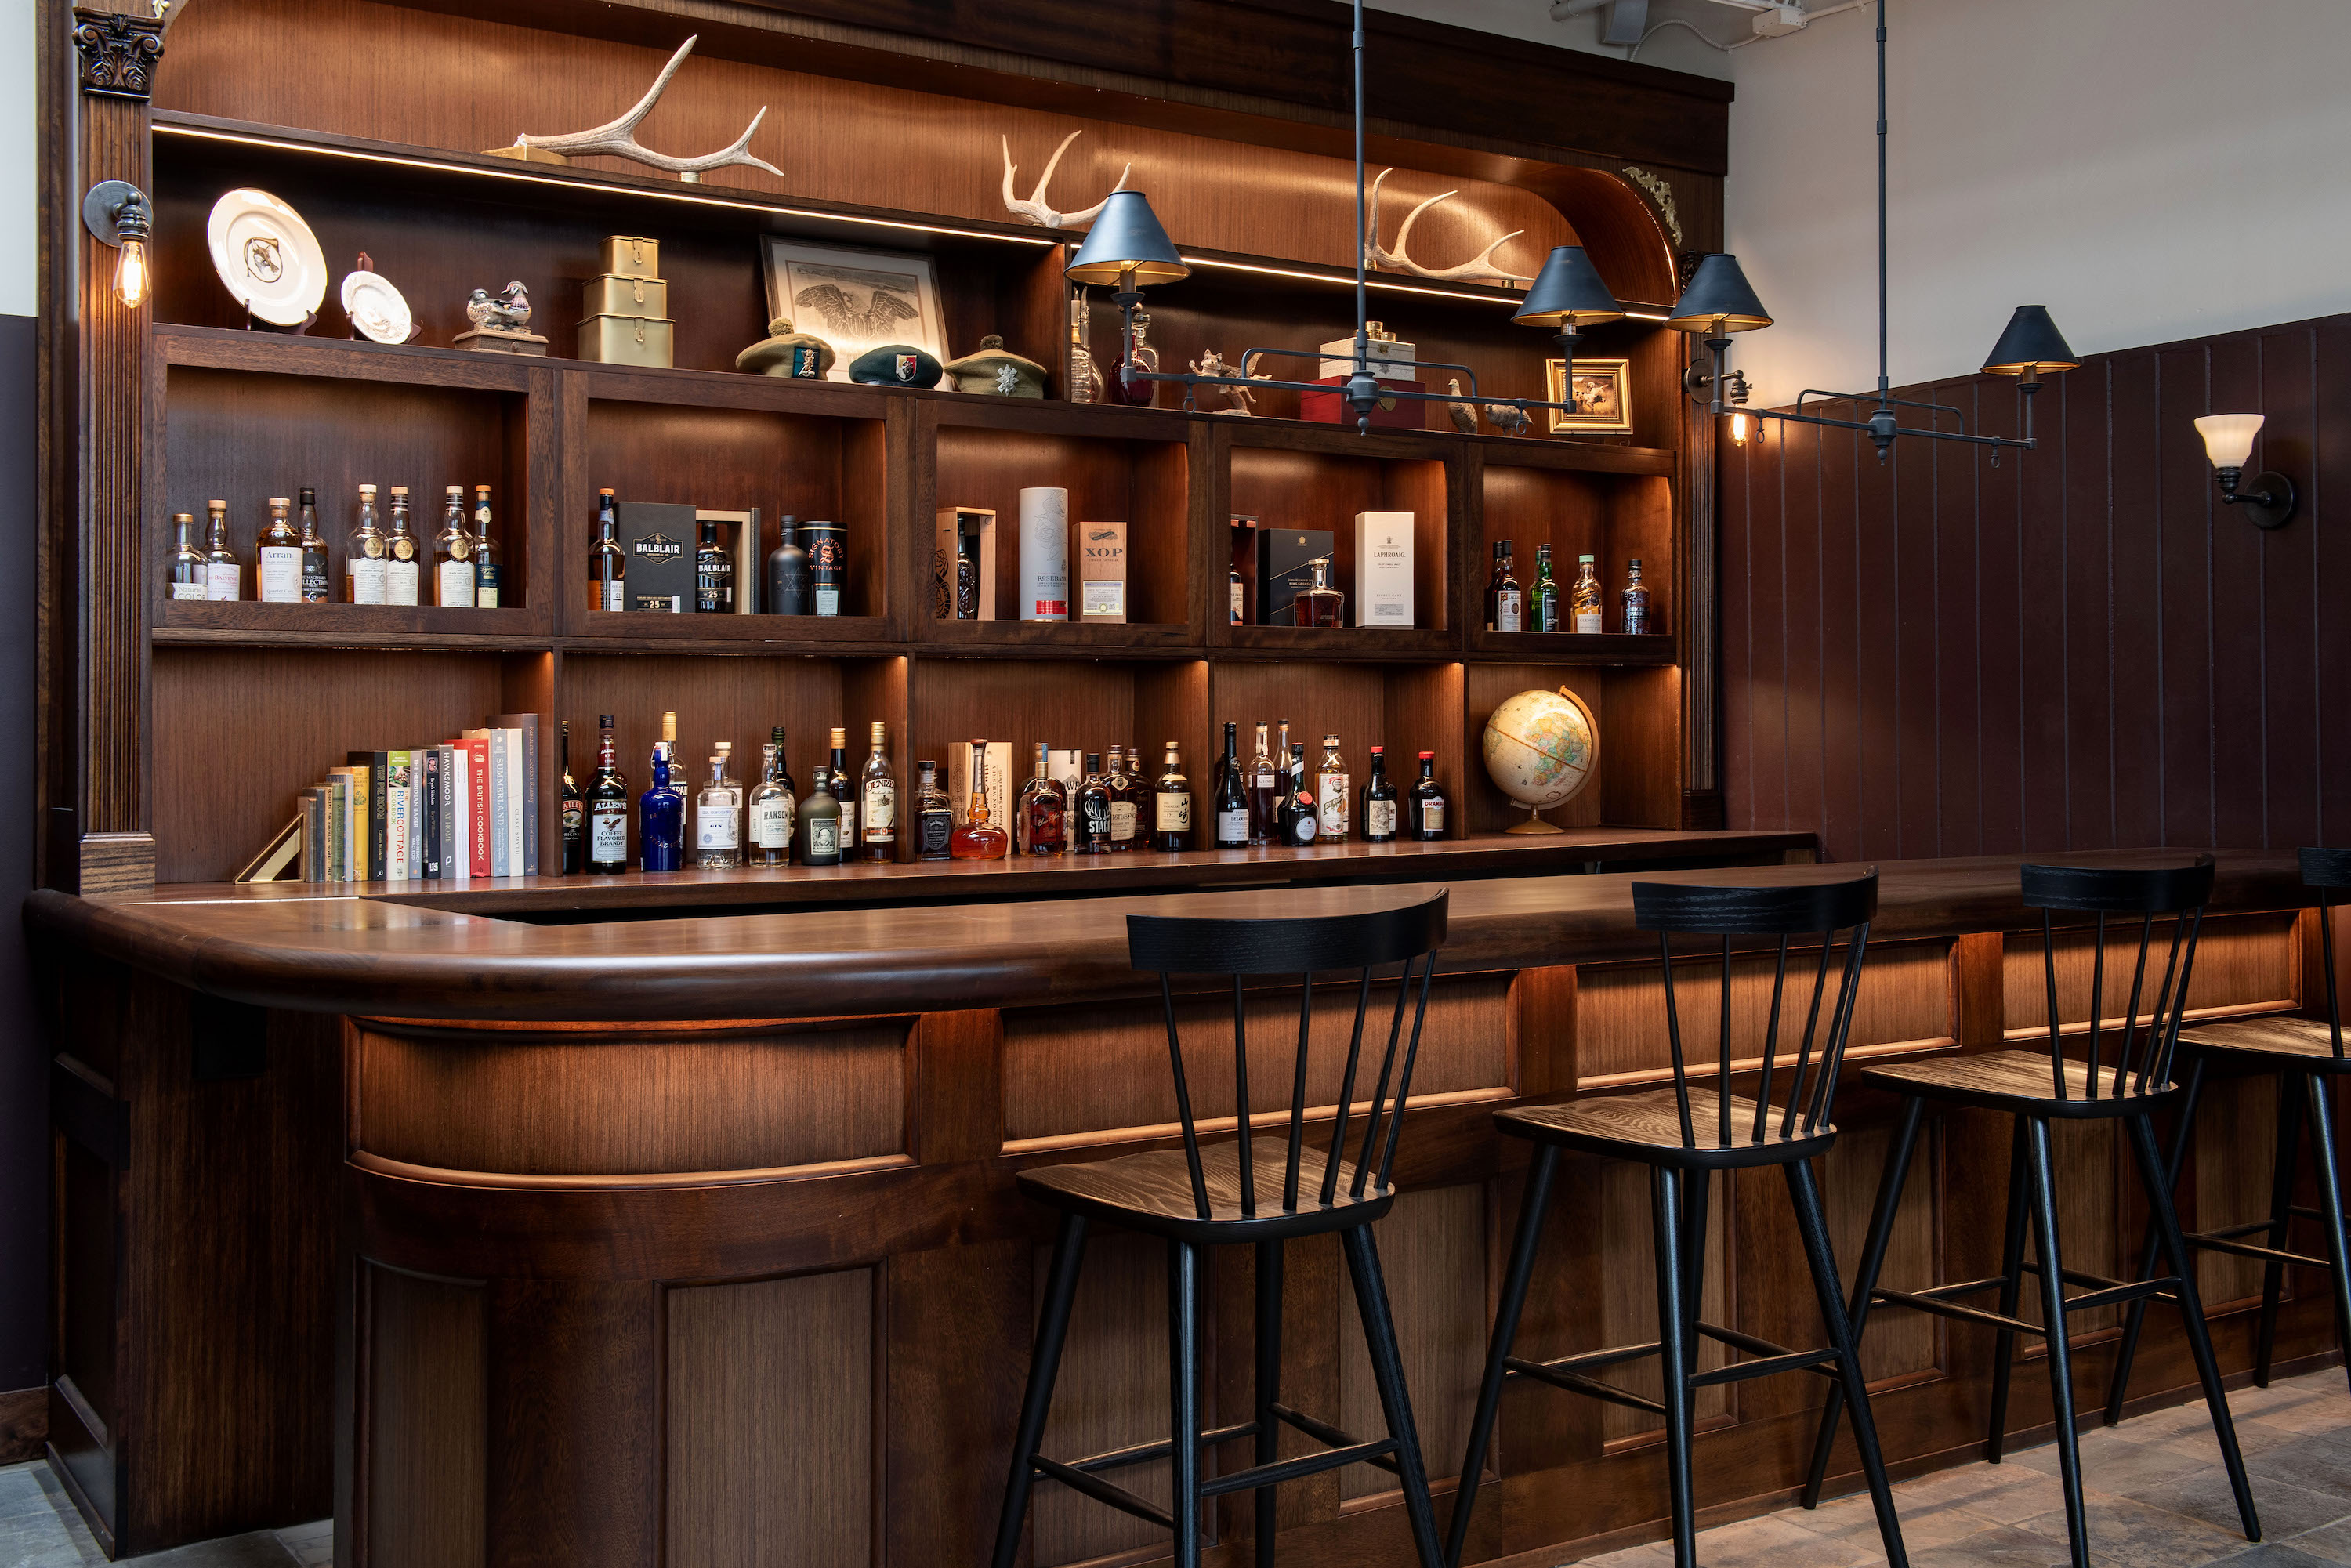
[639,748,685,871]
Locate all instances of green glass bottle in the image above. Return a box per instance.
[1532,543,1559,632]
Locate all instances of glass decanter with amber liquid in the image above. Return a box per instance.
[1292,556,1345,628]
[949,740,1009,860]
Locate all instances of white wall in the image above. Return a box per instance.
[1723,0,2351,406]
[0,0,33,319]
[1369,0,1735,80]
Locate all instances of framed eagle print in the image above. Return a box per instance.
[759,238,947,382]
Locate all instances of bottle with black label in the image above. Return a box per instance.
[1361,746,1397,842]
[297,489,331,603]
[696,516,735,614]
[915,761,954,860]
[1214,722,1249,848]
[1279,744,1320,846]
[1074,753,1113,853]
[559,720,584,875]
[828,728,857,849]
[586,715,629,875]
[766,514,808,616]
[1152,741,1190,853]
[1409,751,1447,841]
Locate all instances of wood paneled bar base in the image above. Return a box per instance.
[26,847,2346,1566]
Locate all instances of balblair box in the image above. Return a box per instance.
[1074,519,1128,623]
[1353,511,1415,628]
[616,502,697,612]
[1255,527,1336,626]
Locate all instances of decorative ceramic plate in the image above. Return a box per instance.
[340,269,414,345]
[207,189,327,326]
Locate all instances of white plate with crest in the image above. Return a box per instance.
[340,268,415,345]
[207,188,327,326]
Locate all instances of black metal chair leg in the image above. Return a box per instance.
[1446,1144,1560,1568]
[1255,1239,1284,1568]
[992,1213,1091,1568]
[2255,1070,2309,1386]
[1802,1094,1927,1508]
[2303,1073,2351,1389]
[1168,1237,1203,1568]
[2125,1111,2262,1542]
[2023,1116,2091,1568]
[1651,1165,1697,1568]
[1679,1167,1712,1387]
[1342,1224,1447,1568]
[2106,1052,2208,1424]
[1786,1157,1911,1568]
[1987,1114,2032,1463]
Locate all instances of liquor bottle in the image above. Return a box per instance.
[1214,722,1249,849]
[589,489,625,612]
[859,721,896,861]
[298,489,331,603]
[1279,744,1320,846]
[749,730,796,865]
[1230,567,1244,626]
[1245,721,1279,845]
[696,516,735,614]
[914,761,955,860]
[696,744,743,869]
[472,486,500,609]
[167,513,205,599]
[1104,746,1139,852]
[559,720,585,875]
[383,487,421,605]
[828,727,858,848]
[256,495,302,603]
[1409,751,1447,841]
[1571,553,1603,634]
[1014,742,1067,856]
[801,763,842,866]
[1361,746,1398,842]
[1485,541,1521,632]
[949,527,978,620]
[1067,286,1103,404]
[949,740,1009,860]
[346,483,388,605]
[1293,556,1345,628]
[1074,753,1113,853]
[1152,741,1190,853]
[1622,557,1650,635]
[1316,733,1350,843]
[1532,543,1559,632]
[639,747,684,872]
[766,515,808,616]
[806,521,845,617]
[587,715,629,875]
[202,499,240,600]
[433,485,476,607]
[1109,309,1161,407]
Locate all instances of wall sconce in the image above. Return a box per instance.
[2193,414,2297,530]
[82,179,152,309]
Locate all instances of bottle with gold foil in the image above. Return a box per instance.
[382,486,421,605]
[859,721,896,861]
[472,485,501,608]
[256,495,301,603]
[433,485,475,607]
[345,484,388,605]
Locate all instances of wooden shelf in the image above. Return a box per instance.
[155,603,550,648]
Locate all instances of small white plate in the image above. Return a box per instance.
[207,188,327,326]
[340,269,414,345]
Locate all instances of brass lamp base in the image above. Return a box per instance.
[1503,806,1565,835]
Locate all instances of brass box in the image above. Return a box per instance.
[583,273,668,318]
[598,236,661,278]
[578,313,675,368]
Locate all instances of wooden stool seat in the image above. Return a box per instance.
[1498,1086,1835,1169]
[1017,1142,1393,1240]
[2177,1016,2351,1070]
[1862,1048,2177,1117]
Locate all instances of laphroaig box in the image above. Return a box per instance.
[1353,511,1415,627]
[1074,520,1128,623]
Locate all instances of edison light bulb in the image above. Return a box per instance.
[1730,411,1751,446]
[113,238,148,309]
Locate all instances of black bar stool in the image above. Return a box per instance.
[1802,856,2260,1568]
[1447,870,1907,1568]
[2105,846,2351,1416]
[990,890,1451,1568]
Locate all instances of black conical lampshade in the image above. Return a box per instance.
[1980,306,2079,375]
[1666,252,1772,334]
[1514,246,1624,330]
[1064,192,1190,288]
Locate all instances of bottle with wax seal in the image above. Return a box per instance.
[1014,743,1067,855]
[950,740,1009,860]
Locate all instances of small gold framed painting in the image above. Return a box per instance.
[1545,357,1633,434]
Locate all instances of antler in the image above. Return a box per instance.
[515,37,783,183]
[1002,130,1132,229]
[1364,168,1531,285]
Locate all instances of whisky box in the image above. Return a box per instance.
[1048,748,1085,804]
[947,741,1015,835]
[933,507,998,621]
[1018,487,1069,621]
[598,236,661,278]
[615,502,696,613]
[1353,512,1415,628]
[1074,519,1127,623]
[1301,375,1425,430]
[1317,332,1418,379]
[694,509,759,614]
[1255,527,1335,626]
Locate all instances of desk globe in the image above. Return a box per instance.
[1480,686,1598,834]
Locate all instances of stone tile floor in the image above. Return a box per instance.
[0,1371,2340,1563]
[1584,1368,2351,1567]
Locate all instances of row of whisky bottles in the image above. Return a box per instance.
[557,715,1449,872]
[585,491,846,616]
[1483,542,1650,634]
[168,487,503,607]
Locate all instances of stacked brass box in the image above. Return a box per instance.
[578,236,675,368]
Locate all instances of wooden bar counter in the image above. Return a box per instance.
[24,846,2342,1566]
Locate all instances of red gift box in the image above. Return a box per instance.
[1300,375,1425,430]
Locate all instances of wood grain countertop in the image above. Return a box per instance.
[24,849,2308,1023]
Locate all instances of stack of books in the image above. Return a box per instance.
[284,715,540,882]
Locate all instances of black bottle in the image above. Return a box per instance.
[766,512,808,615]
[1213,722,1248,849]
[559,720,585,874]
[696,516,734,613]
[1409,751,1447,841]
[1075,751,1113,853]
[1361,746,1397,843]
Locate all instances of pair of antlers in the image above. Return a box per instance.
[1365,168,1532,285]
[1002,130,1131,229]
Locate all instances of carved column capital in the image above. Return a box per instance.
[71,8,164,100]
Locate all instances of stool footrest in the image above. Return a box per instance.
[1690,1346,1840,1389]
[1271,1403,1400,1476]
[2183,1231,2334,1271]
[1032,1457,1176,1529]
[1870,1287,2041,1336]
[1694,1320,1835,1380]
[1065,1420,1259,1475]
[1199,1439,1399,1497]
[2018,1260,2128,1293]
[1503,1356,1667,1415]
[1909,1275,2012,1302]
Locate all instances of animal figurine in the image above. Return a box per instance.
[465,282,532,333]
[1191,349,1259,415]
[1484,400,1531,436]
[1445,378,1479,435]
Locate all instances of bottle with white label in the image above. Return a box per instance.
[256,495,302,603]
[1214,722,1248,849]
[202,500,241,601]
[1483,540,1520,632]
[382,487,421,605]
[433,485,476,607]
[586,715,629,875]
[748,731,796,864]
[1572,553,1603,634]
[1316,733,1349,843]
[167,513,206,600]
[589,490,625,613]
[472,486,501,608]
[1361,746,1397,842]
[345,484,388,605]
[695,745,742,869]
[860,721,897,861]
[1151,741,1190,852]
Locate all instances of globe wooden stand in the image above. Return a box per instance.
[1505,804,1566,835]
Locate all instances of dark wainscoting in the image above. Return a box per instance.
[1722,310,2351,863]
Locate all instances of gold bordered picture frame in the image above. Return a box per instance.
[758,237,947,382]
[1544,357,1633,434]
